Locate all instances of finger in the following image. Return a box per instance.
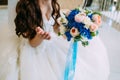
[46,35,51,40]
[35,27,40,32]
[39,32,45,38]
[36,27,44,33]
[40,30,45,35]
[36,27,45,37]
[42,32,49,39]
[37,31,43,38]
[44,32,51,40]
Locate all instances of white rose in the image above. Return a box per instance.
[84,21,93,29]
[83,17,91,24]
[83,17,92,29]
[57,17,62,25]
[57,17,68,25]
[70,27,80,37]
[62,17,68,24]
[59,25,66,34]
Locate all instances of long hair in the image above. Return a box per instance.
[14,0,60,39]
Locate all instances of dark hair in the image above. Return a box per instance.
[14,0,60,39]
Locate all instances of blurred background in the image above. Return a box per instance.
[0,0,120,80]
[0,0,7,5]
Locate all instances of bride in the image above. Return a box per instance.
[0,0,110,80]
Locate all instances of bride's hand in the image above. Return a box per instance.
[29,27,51,47]
[35,27,51,40]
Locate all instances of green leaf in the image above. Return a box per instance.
[90,31,99,37]
[82,41,89,47]
[93,12,101,16]
[74,35,83,42]
[58,32,61,36]
[76,35,83,39]
[85,10,92,15]
[90,32,96,37]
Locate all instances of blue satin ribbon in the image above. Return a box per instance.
[64,41,78,80]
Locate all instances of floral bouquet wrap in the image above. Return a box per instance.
[57,7,102,80]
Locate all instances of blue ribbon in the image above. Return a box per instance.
[64,41,78,80]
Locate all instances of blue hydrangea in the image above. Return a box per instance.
[65,31,72,41]
[67,9,80,23]
[80,29,92,39]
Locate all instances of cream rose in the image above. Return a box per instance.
[70,27,80,37]
[92,14,102,26]
[74,12,86,23]
[90,23,98,32]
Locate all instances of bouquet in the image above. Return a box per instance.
[57,7,102,80]
[57,8,102,46]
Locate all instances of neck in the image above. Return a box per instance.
[39,0,52,20]
[39,0,50,5]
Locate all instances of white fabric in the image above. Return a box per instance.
[0,0,110,80]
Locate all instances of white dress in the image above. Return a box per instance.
[0,1,110,80]
[0,17,110,80]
